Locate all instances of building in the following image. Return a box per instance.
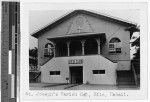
[32,10,138,85]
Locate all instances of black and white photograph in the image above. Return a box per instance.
[29,9,140,90]
[0,0,149,102]
[19,1,148,101]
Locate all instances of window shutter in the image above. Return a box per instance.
[109,43,114,48]
[109,48,116,53]
[44,48,48,56]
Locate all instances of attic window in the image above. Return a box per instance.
[44,43,54,57]
[109,38,122,54]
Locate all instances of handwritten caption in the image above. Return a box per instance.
[25,91,128,98]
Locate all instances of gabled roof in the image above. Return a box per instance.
[32,10,137,38]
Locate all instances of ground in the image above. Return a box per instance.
[30,83,139,90]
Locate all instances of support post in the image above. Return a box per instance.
[81,40,86,55]
[96,38,101,54]
[67,41,70,56]
[53,43,56,57]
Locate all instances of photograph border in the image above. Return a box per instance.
[20,1,148,101]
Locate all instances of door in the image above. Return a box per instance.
[69,66,83,84]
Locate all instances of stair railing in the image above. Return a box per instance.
[41,55,54,66]
[35,72,41,83]
[30,72,41,83]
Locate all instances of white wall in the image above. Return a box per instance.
[117,61,130,70]
[41,55,117,85]
[38,13,131,70]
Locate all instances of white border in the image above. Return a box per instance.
[20,1,148,102]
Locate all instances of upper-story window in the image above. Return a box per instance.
[44,43,54,57]
[109,37,122,54]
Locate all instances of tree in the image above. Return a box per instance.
[132,37,140,60]
[130,27,140,86]
[29,47,38,66]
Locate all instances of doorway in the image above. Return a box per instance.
[69,66,83,84]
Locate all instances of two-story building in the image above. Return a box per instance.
[32,10,137,85]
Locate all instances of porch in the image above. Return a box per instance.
[46,33,106,58]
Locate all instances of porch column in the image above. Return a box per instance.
[53,43,56,57]
[96,38,101,54]
[81,40,86,55]
[67,41,70,56]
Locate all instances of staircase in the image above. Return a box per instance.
[117,70,135,85]
[29,71,41,83]
[40,55,117,84]
[41,55,54,66]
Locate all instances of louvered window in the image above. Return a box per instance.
[109,38,122,54]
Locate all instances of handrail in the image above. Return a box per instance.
[101,55,117,63]
[131,63,138,85]
[30,72,41,80]
[40,56,54,66]
[35,72,41,80]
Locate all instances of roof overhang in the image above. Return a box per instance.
[47,33,106,43]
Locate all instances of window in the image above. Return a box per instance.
[50,71,60,75]
[116,48,122,53]
[109,43,114,48]
[109,38,122,54]
[93,70,105,74]
[44,43,54,57]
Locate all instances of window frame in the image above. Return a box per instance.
[109,38,122,54]
[49,71,60,75]
[44,43,54,57]
[92,70,105,74]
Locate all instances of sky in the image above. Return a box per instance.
[29,9,140,49]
